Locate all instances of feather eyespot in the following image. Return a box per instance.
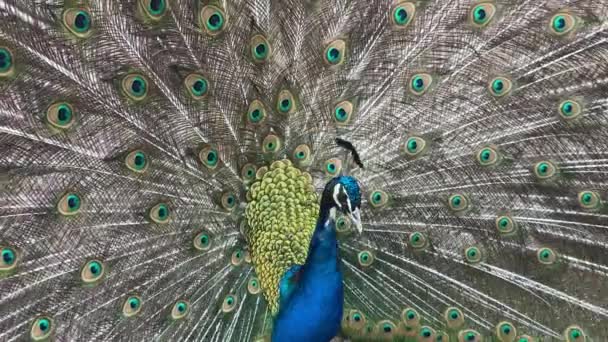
[409,232,428,249]
[193,232,211,251]
[495,215,516,235]
[149,203,170,223]
[419,326,436,341]
[335,215,351,233]
[559,99,582,120]
[496,321,516,341]
[140,0,167,20]
[248,277,261,294]
[357,250,374,267]
[578,191,601,210]
[470,3,496,28]
[125,150,148,173]
[0,246,19,271]
[537,247,557,265]
[171,300,189,320]
[251,35,271,62]
[199,146,220,169]
[262,134,282,154]
[185,74,209,99]
[277,90,295,114]
[292,144,312,167]
[63,8,93,38]
[458,329,482,342]
[222,294,237,313]
[464,246,482,263]
[247,100,266,124]
[409,73,432,95]
[323,158,342,176]
[122,295,142,318]
[57,192,81,216]
[324,40,346,66]
[445,307,465,328]
[390,2,415,28]
[401,135,427,158]
[402,308,420,328]
[376,320,397,336]
[122,74,148,101]
[81,259,105,284]
[550,13,576,36]
[46,102,75,130]
[564,325,585,342]
[369,190,388,208]
[221,192,237,211]
[448,194,469,212]
[347,309,366,330]
[533,160,557,180]
[476,146,500,166]
[241,163,257,183]
[30,316,54,341]
[200,5,226,35]
[489,76,512,97]
[516,335,534,342]
[333,100,354,125]
[231,249,245,266]
[0,47,14,77]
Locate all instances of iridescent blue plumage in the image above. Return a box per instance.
[272,177,362,342]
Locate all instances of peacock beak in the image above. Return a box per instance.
[349,207,363,233]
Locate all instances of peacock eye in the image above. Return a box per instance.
[495,215,516,234]
[323,158,342,176]
[199,146,220,169]
[247,277,261,294]
[476,146,499,166]
[81,259,105,284]
[402,135,427,158]
[489,76,512,97]
[444,307,465,328]
[193,231,211,251]
[464,246,482,263]
[185,74,209,99]
[470,3,496,28]
[221,192,237,211]
[171,300,189,320]
[251,35,271,62]
[550,12,576,36]
[125,150,148,173]
[517,335,533,342]
[448,194,469,212]
[564,325,585,342]
[419,326,436,340]
[0,47,14,77]
[57,192,82,216]
[200,5,226,35]
[31,316,54,341]
[122,74,148,101]
[458,329,482,342]
[537,247,557,265]
[369,190,388,208]
[46,102,76,130]
[122,295,142,317]
[324,39,346,66]
[333,100,354,125]
[222,294,237,313]
[262,134,282,154]
[409,232,428,249]
[149,203,170,223]
[409,73,432,95]
[63,8,93,38]
[292,144,312,167]
[402,308,419,326]
[533,160,557,180]
[140,0,167,20]
[241,163,258,182]
[496,321,516,340]
[578,191,601,210]
[357,250,374,267]
[377,320,396,335]
[0,246,18,271]
[277,90,296,114]
[558,99,582,120]
[247,100,267,124]
[335,215,352,233]
[231,249,245,266]
[390,2,415,28]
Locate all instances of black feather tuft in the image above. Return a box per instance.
[335,138,364,169]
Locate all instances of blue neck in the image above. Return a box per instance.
[305,206,339,273]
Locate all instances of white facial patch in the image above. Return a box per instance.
[333,184,342,209]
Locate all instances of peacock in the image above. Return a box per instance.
[0,0,607,341]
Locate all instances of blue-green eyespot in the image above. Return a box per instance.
[376,320,397,336]
[248,277,261,294]
[537,247,557,265]
[578,191,601,210]
[496,321,516,341]
[496,215,516,234]
[293,144,313,167]
[194,231,211,251]
[409,73,432,95]
[221,192,237,211]
[277,89,296,114]
[122,295,143,317]
[448,194,469,212]
[419,326,436,341]
[402,308,420,328]
[57,192,81,216]
[390,2,416,28]
[324,39,346,66]
[558,99,582,120]
[81,259,105,284]
[185,73,209,99]
[199,146,220,170]
[409,232,428,249]
[122,74,148,101]
[247,100,267,124]
[171,300,189,320]
[533,160,557,180]
[0,246,19,271]
[241,163,258,183]
[346,309,366,330]
[262,134,282,154]
[333,100,354,125]
[470,3,496,28]
[251,35,271,62]
[476,146,500,166]
[464,246,482,263]
[149,203,170,223]
[564,325,585,342]
[550,12,576,36]
[445,307,465,328]
[0,47,14,77]
[458,329,482,342]
[402,135,427,158]
[369,190,388,208]
[231,249,245,266]
[489,76,512,97]
[46,102,76,130]
[139,0,167,20]
[324,158,342,176]
[222,294,238,313]
[200,5,226,35]
[125,150,148,173]
[30,316,54,341]
[63,8,93,38]
[357,250,374,267]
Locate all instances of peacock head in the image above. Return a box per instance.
[322,175,363,234]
